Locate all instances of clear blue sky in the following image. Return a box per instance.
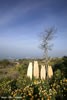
[0,0,67,59]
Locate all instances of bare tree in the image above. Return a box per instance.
[40,27,56,78]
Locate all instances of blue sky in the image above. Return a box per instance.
[0,0,67,59]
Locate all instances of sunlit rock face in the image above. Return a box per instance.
[41,65,46,80]
[27,62,32,80]
[34,61,39,79]
[48,65,53,78]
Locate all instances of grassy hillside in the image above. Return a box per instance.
[0,57,67,100]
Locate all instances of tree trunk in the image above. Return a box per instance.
[45,49,49,79]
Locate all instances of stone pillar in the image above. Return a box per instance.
[41,65,46,80]
[27,62,32,80]
[48,65,53,78]
[34,61,39,79]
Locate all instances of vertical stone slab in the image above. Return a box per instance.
[41,65,46,80]
[27,62,32,80]
[34,61,39,79]
[48,65,53,78]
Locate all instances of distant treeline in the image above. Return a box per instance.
[0,56,67,78]
[0,59,15,68]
